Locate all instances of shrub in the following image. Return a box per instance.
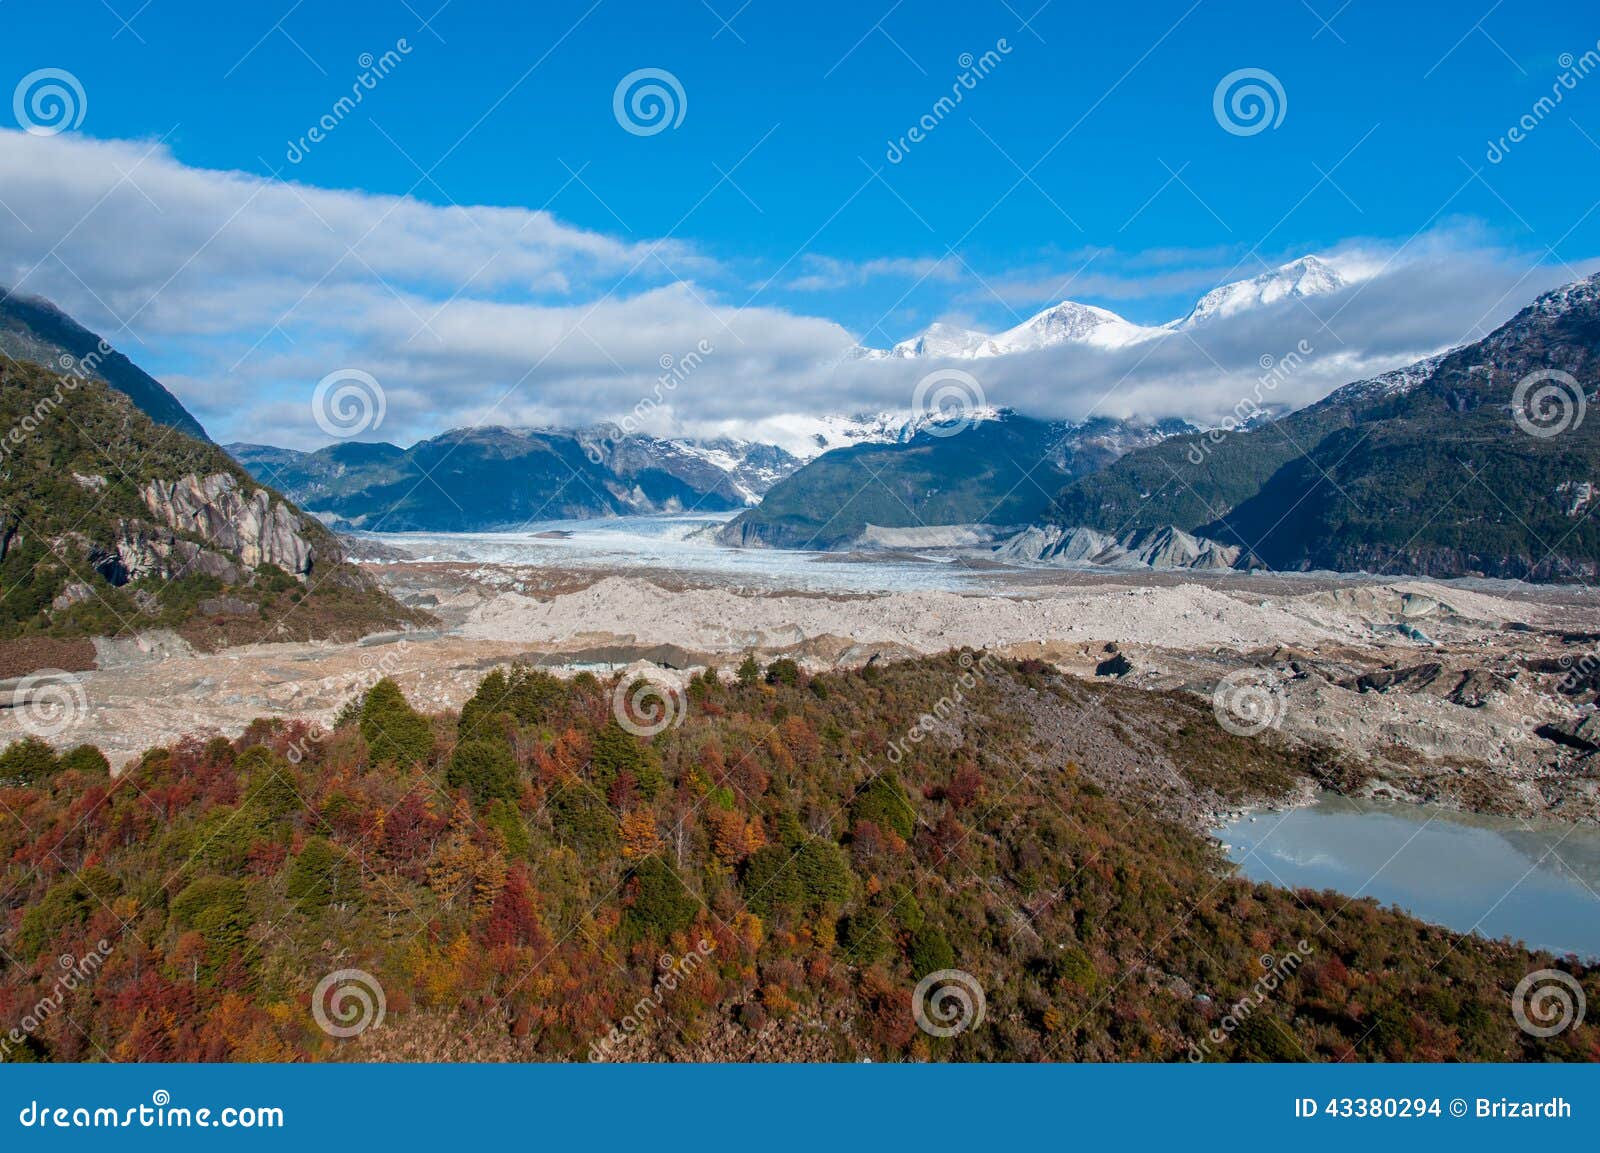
[460,665,568,736]
[591,719,645,786]
[171,876,248,932]
[908,925,955,978]
[447,738,520,805]
[1056,945,1097,993]
[58,744,110,777]
[853,772,916,840]
[0,737,59,785]
[236,746,300,818]
[549,783,617,854]
[741,844,805,917]
[359,678,434,768]
[765,658,801,687]
[16,877,92,960]
[623,857,698,939]
[286,837,358,912]
[794,838,855,908]
[840,912,890,965]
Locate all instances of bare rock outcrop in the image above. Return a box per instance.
[90,519,242,585]
[995,523,1241,570]
[142,473,319,577]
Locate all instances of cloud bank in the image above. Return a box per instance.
[0,131,1590,452]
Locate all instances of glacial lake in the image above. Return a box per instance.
[1216,793,1600,959]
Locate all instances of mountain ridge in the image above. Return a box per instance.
[1048,272,1600,581]
[0,290,209,441]
[228,426,805,532]
[716,411,1197,550]
[860,255,1349,360]
[0,358,418,654]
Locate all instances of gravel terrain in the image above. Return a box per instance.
[4,558,1598,824]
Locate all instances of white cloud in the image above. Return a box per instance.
[0,131,1590,451]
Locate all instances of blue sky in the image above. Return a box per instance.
[3,0,1599,447]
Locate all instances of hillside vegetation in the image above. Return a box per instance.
[1,653,1591,1063]
[0,359,421,656]
[0,291,208,440]
[720,415,1189,549]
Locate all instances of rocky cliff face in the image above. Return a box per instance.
[142,473,319,576]
[89,520,242,586]
[86,473,323,587]
[0,357,417,648]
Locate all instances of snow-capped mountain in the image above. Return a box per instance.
[860,255,1351,360]
[1317,352,1450,406]
[989,300,1161,352]
[717,410,1198,549]
[1171,255,1347,329]
[748,407,1008,459]
[889,322,998,359]
[576,426,803,506]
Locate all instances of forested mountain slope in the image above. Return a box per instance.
[0,654,1589,1063]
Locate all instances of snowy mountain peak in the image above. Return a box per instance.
[991,299,1159,353]
[735,408,1010,459]
[1319,351,1450,407]
[1520,269,1600,323]
[858,254,1349,359]
[1175,255,1347,329]
[890,322,998,359]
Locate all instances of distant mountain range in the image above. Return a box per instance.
[0,289,209,440]
[716,413,1196,549]
[719,271,1600,582]
[858,255,1347,360]
[228,427,806,532]
[14,265,1598,583]
[228,408,1129,532]
[1048,273,1600,581]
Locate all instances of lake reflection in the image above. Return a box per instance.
[1216,793,1600,959]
